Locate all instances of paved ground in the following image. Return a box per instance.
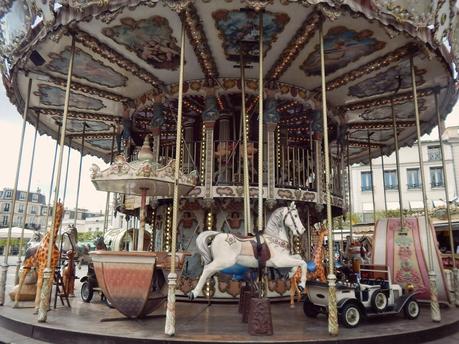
[0,256,458,343]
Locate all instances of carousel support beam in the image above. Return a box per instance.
[411,57,441,322]
[319,23,338,337]
[367,132,376,224]
[165,18,186,337]
[15,113,40,285]
[38,35,76,322]
[240,49,251,236]
[103,127,116,235]
[44,124,61,233]
[74,122,87,227]
[434,91,459,306]
[346,138,353,243]
[257,12,264,237]
[391,99,404,226]
[380,147,388,214]
[0,77,32,306]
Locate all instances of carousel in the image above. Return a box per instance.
[0,0,459,342]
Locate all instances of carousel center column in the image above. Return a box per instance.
[202,86,220,199]
[151,95,166,163]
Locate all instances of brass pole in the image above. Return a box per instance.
[44,123,60,231]
[257,11,264,236]
[15,113,41,285]
[0,77,32,306]
[346,137,353,242]
[62,138,72,204]
[165,19,185,336]
[74,122,87,227]
[380,147,387,213]
[320,23,338,336]
[103,127,116,234]
[37,35,75,322]
[138,188,147,251]
[434,91,459,306]
[391,99,404,226]
[411,57,441,322]
[240,49,251,235]
[367,131,376,224]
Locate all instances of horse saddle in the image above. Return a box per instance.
[231,233,271,264]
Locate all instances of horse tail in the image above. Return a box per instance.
[195,231,219,265]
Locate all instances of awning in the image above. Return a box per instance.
[0,227,37,240]
[409,201,424,210]
[432,200,446,208]
[362,203,374,212]
[387,202,400,210]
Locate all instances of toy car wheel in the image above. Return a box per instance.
[404,299,420,320]
[371,290,388,312]
[303,297,320,318]
[81,281,93,303]
[340,303,361,328]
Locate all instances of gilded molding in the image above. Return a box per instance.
[340,88,433,112]
[32,107,118,122]
[324,43,418,92]
[182,3,219,80]
[74,30,164,89]
[265,11,322,81]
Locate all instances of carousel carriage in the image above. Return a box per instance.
[1,0,459,337]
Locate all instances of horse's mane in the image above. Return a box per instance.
[264,206,286,236]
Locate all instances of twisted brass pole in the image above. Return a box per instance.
[38,35,75,322]
[0,77,32,306]
[320,23,338,336]
[411,57,440,322]
[15,113,41,285]
[165,19,185,336]
[434,91,459,306]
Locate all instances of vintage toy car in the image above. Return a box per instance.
[303,264,420,328]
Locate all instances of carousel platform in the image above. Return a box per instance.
[0,297,458,344]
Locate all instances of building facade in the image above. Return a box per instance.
[350,127,459,223]
[0,187,47,229]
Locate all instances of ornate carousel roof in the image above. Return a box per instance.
[1,0,459,163]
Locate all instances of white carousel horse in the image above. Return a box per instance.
[189,202,307,300]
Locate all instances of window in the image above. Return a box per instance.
[430,167,444,188]
[384,170,398,190]
[5,191,12,199]
[361,172,373,191]
[2,216,8,226]
[0,191,3,198]
[31,206,37,214]
[32,194,38,202]
[18,204,24,213]
[16,216,23,226]
[407,168,421,189]
[427,145,441,161]
[3,203,10,212]
[19,192,25,200]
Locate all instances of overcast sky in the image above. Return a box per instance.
[1,84,459,212]
[0,86,108,212]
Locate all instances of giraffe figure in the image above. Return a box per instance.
[289,266,302,307]
[307,224,327,283]
[14,203,64,313]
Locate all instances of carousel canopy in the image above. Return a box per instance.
[1,0,458,163]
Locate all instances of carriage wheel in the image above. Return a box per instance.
[404,299,420,320]
[303,297,320,318]
[339,303,361,328]
[371,291,388,313]
[81,281,93,303]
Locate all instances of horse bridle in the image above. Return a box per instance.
[283,207,299,235]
